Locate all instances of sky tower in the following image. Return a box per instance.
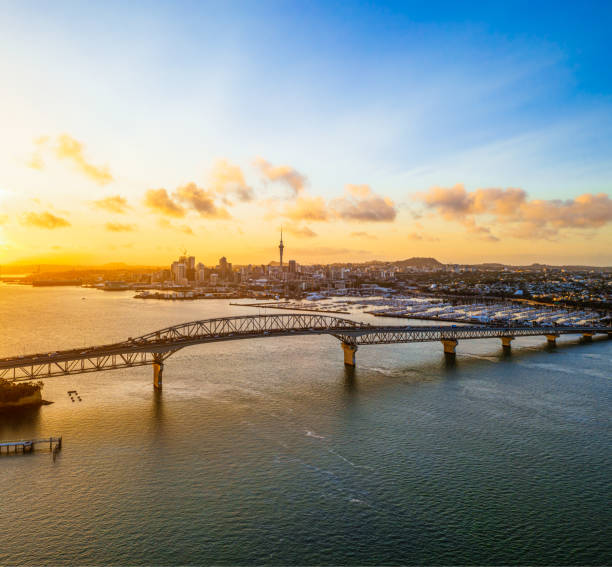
[279,227,284,270]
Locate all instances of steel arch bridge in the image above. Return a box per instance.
[0,314,609,387]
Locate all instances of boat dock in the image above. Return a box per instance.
[230,302,350,314]
[0,436,62,456]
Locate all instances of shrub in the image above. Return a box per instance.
[0,378,43,403]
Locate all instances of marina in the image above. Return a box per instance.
[242,294,607,327]
[229,301,350,314]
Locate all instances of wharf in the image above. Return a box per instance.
[367,312,484,324]
[230,302,350,314]
[0,436,62,456]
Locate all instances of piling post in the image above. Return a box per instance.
[545,334,558,347]
[441,338,458,356]
[500,336,514,351]
[341,342,358,366]
[153,355,164,389]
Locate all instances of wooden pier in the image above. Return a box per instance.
[0,436,62,456]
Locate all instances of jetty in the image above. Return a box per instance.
[0,436,62,456]
[230,301,350,314]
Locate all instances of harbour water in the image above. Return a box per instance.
[0,285,610,565]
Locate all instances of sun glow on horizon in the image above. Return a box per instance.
[1,2,611,266]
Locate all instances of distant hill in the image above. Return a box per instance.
[395,257,443,269]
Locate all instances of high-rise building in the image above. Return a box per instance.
[186,255,196,281]
[196,262,206,283]
[171,261,186,283]
[288,259,297,273]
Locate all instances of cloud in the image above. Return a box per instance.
[407,232,440,242]
[281,184,397,224]
[285,225,317,238]
[0,215,8,226]
[20,211,71,229]
[285,196,330,221]
[27,153,45,171]
[417,184,612,239]
[421,184,527,220]
[254,157,306,196]
[26,136,49,171]
[351,231,377,239]
[157,218,195,235]
[92,195,130,214]
[55,134,113,185]
[462,218,500,242]
[289,246,372,257]
[520,193,612,229]
[105,222,136,232]
[144,189,186,217]
[174,182,230,219]
[331,184,397,222]
[210,160,253,202]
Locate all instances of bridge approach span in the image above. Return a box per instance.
[0,314,609,387]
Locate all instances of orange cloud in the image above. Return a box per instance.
[351,231,377,239]
[254,157,306,196]
[157,218,195,235]
[418,184,612,239]
[285,196,330,221]
[20,211,71,229]
[331,184,397,222]
[406,232,440,242]
[55,134,113,185]
[92,195,130,214]
[144,189,186,217]
[105,222,136,232]
[174,182,230,219]
[210,160,253,202]
[285,225,317,238]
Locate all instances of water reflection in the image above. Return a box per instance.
[443,352,458,371]
[343,365,357,393]
[0,405,41,437]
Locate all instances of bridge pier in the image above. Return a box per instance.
[545,334,558,346]
[500,336,514,351]
[441,338,458,356]
[342,342,358,366]
[153,358,164,389]
[582,332,594,342]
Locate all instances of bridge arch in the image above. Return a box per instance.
[134,313,370,343]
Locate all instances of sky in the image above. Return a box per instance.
[1,0,611,266]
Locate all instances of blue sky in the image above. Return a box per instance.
[0,1,611,264]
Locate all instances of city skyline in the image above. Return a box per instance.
[1,2,612,267]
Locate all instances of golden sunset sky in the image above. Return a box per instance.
[1,2,611,266]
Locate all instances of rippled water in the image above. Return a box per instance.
[0,285,610,565]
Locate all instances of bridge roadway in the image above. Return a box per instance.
[0,314,609,388]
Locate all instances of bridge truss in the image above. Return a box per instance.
[0,314,608,384]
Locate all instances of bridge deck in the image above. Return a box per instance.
[0,314,609,382]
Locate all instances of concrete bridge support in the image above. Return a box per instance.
[342,343,358,366]
[441,339,458,356]
[582,332,594,342]
[153,357,164,389]
[500,336,515,351]
[545,334,558,346]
